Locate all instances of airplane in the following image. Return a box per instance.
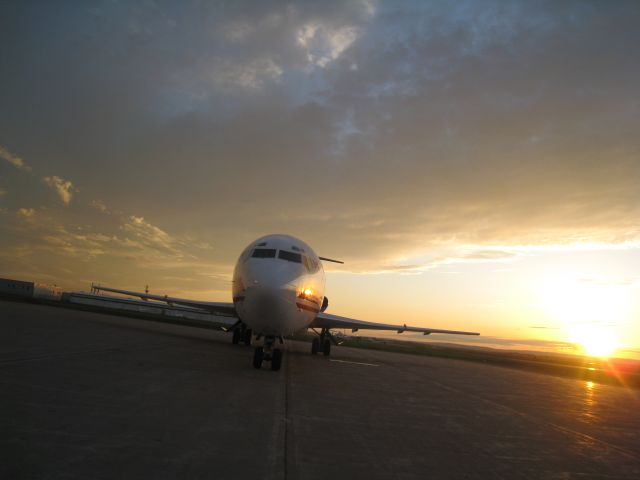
[94,234,479,371]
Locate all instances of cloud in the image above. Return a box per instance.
[17,207,35,218]
[0,187,6,196]
[1,1,640,283]
[40,226,112,258]
[43,176,74,204]
[297,23,361,68]
[0,145,32,172]
[9,210,187,263]
[343,245,522,274]
[0,203,230,297]
[120,215,184,256]
[220,21,254,43]
[460,250,517,261]
[210,57,283,90]
[90,199,110,213]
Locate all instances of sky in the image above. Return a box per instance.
[1,1,639,358]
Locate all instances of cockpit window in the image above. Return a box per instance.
[252,248,276,258]
[240,248,252,263]
[302,255,312,272]
[278,250,302,263]
[303,255,320,272]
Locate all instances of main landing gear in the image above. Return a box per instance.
[253,335,283,371]
[232,324,252,346]
[311,328,332,356]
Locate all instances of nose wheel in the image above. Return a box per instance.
[252,336,283,371]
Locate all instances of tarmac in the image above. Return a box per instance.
[2,299,640,479]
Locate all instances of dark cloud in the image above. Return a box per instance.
[1,0,639,287]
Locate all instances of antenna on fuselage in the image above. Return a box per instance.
[319,256,344,264]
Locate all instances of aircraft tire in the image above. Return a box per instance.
[271,349,282,371]
[243,329,252,346]
[311,338,319,355]
[323,339,331,356]
[253,347,264,369]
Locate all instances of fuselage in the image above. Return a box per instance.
[232,234,325,336]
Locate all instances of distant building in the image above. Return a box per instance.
[0,278,35,298]
[34,283,63,300]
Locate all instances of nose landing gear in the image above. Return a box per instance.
[232,324,252,346]
[253,346,264,368]
[253,335,283,371]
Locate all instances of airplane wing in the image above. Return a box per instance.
[311,312,480,336]
[92,285,237,317]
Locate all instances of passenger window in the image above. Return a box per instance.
[252,248,276,258]
[278,250,302,263]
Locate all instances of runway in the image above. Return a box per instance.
[2,300,639,479]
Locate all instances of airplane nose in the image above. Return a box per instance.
[243,286,293,335]
[246,271,285,290]
[254,288,278,313]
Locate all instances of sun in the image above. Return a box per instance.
[536,273,627,358]
[568,324,619,358]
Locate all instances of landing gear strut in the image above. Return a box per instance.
[253,346,264,368]
[311,328,332,356]
[243,328,252,346]
[232,324,252,346]
[253,335,283,371]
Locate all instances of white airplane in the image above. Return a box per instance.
[95,234,479,371]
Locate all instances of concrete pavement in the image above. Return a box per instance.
[2,300,639,479]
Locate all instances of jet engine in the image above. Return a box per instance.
[321,296,329,312]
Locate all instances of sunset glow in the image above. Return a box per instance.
[569,324,620,358]
[1,1,639,360]
[537,273,630,326]
[533,271,631,357]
